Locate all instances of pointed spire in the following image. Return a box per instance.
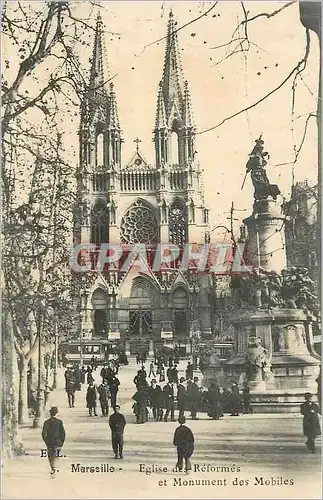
[108,81,120,129]
[89,12,109,95]
[183,80,194,128]
[161,10,185,122]
[155,81,167,129]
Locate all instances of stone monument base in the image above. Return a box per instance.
[250,389,319,413]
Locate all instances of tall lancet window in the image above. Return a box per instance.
[90,200,109,245]
[171,131,179,165]
[169,200,188,247]
[97,133,104,167]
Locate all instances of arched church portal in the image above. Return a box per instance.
[172,286,189,336]
[128,277,158,336]
[91,288,110,336]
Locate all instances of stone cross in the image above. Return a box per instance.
[134,137,142,152]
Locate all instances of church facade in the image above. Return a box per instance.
[73,12,215,354]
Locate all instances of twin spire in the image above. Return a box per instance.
[156,11,195,131]
[88,10,194,136]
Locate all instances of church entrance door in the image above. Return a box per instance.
[129,310,152,336]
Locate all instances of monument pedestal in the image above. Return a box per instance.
[223,309,320,412]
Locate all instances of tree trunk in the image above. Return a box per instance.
[18,357,29,425]
[2,307,24,458]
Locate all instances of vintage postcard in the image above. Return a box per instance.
[1,1,321,499]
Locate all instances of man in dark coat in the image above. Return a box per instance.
[177,377,187,420]
[316,367,321,411]
[230,383,241,416]
[66,378,76,408]
[86,382,97,416]
[42,406,65,478]
[186,362,194,380]
[187,377,200,420]
[173,416,194,473]
[98,380,109,416]
[242,381,252,414]
[109,375,120,408]
[300,392,321,453]
[163,381,176,422]
[207,382,223,419]
[109,405,126,459]
[149,379,164,421]
[172,365,179,384]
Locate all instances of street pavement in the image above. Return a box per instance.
[2,358,321,499]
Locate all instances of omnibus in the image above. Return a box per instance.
[59,340,105,365]
[59,340,126,365]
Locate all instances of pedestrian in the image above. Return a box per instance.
[242,381,252,414]
[86,366,94,384]
[177,377,187,420]
[132,386,149,424]
[148,361,156,378]
[86,381,97,416]
[187,377,200,420]
[42,406,65,478]
[159,365,165,383]
[109,405,126,459]
[173,416,194,473]
[98,380,109,416]
[316,367,321,411]
[64,366,74,386]
[300,392,321,453]
[163,381,176,422]
[66,378,76,408]
[80,366,86,384]
[230,383,241,416]
[185,362,193,380]
[109,375,120,408]
[207,382,223,419]
[73,364,82,391]
[172,364,179,384]
[149,379,164,421]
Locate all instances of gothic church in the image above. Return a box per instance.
[74,12,214,354]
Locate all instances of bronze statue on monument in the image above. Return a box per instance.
[242,136,281,201]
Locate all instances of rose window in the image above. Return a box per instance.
[121,201,158,244]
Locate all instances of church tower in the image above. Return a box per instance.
[74,13,122,249]
[154,11,208,244]
[74,11,213,353]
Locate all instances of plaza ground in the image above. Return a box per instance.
[2,359,321,499]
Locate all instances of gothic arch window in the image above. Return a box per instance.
[90,200,109,245]
[120,199,159,244]
[97,133,104,166]
[169,200,188,246]
[171,131,179,165]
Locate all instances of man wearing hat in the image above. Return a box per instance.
[300,392,321,453]
[42,407,66,478]
[173,416,194,473]
[109,405,126,459]
[177,377,187,420]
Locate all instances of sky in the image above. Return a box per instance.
[4,1,320,239]
[88,1,319,234]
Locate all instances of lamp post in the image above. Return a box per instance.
[33,299,45,428]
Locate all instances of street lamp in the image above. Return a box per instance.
[33,298,45,428]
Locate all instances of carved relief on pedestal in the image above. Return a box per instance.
[244,336,272,383]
